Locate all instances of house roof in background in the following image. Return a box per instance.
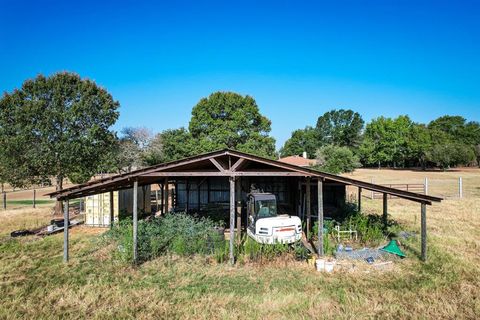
[278,155,317,167]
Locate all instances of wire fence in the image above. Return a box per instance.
[349,177,472,199]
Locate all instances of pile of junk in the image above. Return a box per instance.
[313,239,407,273]
[10,216,83,238]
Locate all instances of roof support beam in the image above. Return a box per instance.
[140,171,307,177]
[210,158,226,172]
[230,158,246,172]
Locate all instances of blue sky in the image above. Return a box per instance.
[1,0,479,149]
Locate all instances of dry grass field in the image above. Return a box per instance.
[0,169,479,319]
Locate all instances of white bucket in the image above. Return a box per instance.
[324,261,335,273]
[316,259,325,271]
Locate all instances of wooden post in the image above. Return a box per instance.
[421,203,427,261]
[155,190,159,213]
[133,181,138,265]
[236,177,242,240]
[383,193,388,231]
[164,178,169,213]
[424,177,428,195]
[33,189,36,208]
[3,192,6,210]
[160,184,164,214]
[317,179,324,257]
[357,187,362,212]
[297,179,301,216]
[109,191,114,228]
[63,200,69,263]
[459,177,463,198]
[229,176,235,265]
[306,177,311,234]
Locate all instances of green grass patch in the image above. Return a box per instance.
[6,199,55,206]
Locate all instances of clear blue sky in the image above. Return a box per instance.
[1,0,479,149]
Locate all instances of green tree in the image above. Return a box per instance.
[189,92,276,157]
[314,145,361,174]
[0,72,119,212]
[359,115,414,168]
[407,124,432,169]
[427,142,475,170]
[315,109,364,148]
[280,126,318,158]
[159,128,196,162]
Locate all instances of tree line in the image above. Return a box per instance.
[0,72,479,213]
[280,110,480,172]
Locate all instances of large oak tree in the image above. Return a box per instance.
[0,72,119,213]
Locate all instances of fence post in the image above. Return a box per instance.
[424,177,428,195]
[459,177,463,198]
[2,192,6,210]
[33,189,36,208]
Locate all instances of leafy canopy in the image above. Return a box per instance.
[0,72,119,189]
[315,109,364,148]
[189,92,276,157]
[279,126,318,158]
[281,109,364,158]
[314,145,361,174]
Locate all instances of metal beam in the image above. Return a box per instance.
[63,200,69,263]
[421,203,427,261]
[133,180,138,265]
[317,179,324,257]
[229,176,235,265]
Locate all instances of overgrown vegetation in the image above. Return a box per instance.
[105,213,224,263]
[309,203,394,255]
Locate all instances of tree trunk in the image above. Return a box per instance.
[54,175,63,216]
